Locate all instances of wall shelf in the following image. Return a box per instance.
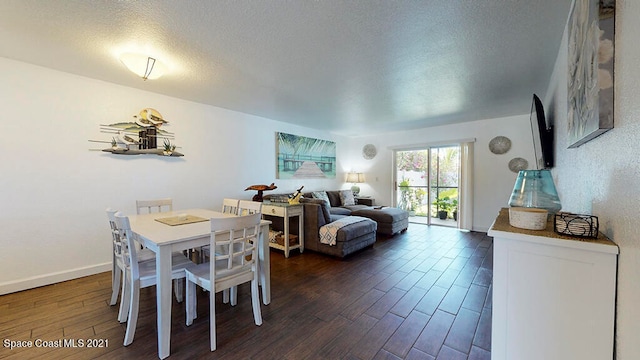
[102,148,183,157]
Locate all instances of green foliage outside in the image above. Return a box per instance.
[396,147,460,219]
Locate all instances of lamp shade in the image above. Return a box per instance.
[120,53,167,80]
[346,172,364,183]
[508,170,561,215]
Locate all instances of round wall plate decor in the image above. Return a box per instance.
[362,144,377,159]
[489,136,512,154]
[508,157,529,173]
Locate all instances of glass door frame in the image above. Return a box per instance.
[392,143,460,228]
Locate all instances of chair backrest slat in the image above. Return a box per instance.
[221,198,240,215]
[136,198,173,214]
[107,208,123,259]
[237,200,262,216]
[114,212,139,279]
[210,213,261,275]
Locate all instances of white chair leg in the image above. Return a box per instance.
[223,289,230,304]
[110,263,121,306]
[251,279,263,326]
[210,288,216,351]
[123,279,140,346]
[118,274,130,323]
[173,279,184,303]
[230,286,238,306]
[185,278,197,326]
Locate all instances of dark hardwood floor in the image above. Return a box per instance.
[0,224,492,360]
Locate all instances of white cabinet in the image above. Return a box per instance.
[488,208,618,360]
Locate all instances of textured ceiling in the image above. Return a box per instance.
[0,0,572,136]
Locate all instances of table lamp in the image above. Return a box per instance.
[346,172,364,196]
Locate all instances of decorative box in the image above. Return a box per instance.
[554,212,599,239]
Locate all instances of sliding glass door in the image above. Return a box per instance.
[395,145,460,227]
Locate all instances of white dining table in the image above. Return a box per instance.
[127,208,271,359]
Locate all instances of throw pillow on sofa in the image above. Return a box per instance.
[311,191,331,207]
[339,190,356,206]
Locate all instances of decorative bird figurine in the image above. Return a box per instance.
[244,183,278,202]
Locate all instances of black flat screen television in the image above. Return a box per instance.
[530,94,554,169]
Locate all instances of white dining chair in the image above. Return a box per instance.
[136,198,173,214]
[114,212,197,346]
[232,200,263,304]
[221,198,240,215]
[202,198,242,302]
[107,208,155,323]
[237,200,262,215]
[185,213,263,351]
[201,198,241,262]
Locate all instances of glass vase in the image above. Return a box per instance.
[508,170,561,215]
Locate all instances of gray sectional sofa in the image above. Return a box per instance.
[302,190,409,236]
[263,190,408,258]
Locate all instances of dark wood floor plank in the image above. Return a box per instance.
[413,268,442,291]
[415,285,448,316]
[366,287,407,320]
[413,309,456,356]
[444,308,481,354]
[468,345,492,360]
[348,312,404,360]
[473,306,492,351]
[374,271,410,293]
[437,345,468,360]
[282,315,351,360]
[406,348,435,360]
[340,288,386,321]
[472,267,492,287]
[319,313,379,359]
[438,284,469,315]
[373,349,403,360]
[461,284,489,313]
[435,267,461,289]
[390,287,427,318]
[383,310,431,358]
[453,262,480,288]
[395,270,427,291]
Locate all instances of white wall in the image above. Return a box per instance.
[341,115,536,232]
[544,2,639,358]
[0,57,346,294]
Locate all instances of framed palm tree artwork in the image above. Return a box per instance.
[276,132,336,179]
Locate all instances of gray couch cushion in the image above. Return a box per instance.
[330,207,351,216]
[351,207,410,235]
[352,207,409,223]
[343,204,371,212]
[334,218,377,242]
[300,198,331,224]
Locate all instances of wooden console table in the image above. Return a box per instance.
[355,196,375,206]
[262,202,304,258]
[488,208,618,360]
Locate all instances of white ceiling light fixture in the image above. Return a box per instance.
[119,52,167,80]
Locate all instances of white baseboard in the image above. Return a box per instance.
[0,262,111,295]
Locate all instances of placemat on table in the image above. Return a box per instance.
[155,215,208,226]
